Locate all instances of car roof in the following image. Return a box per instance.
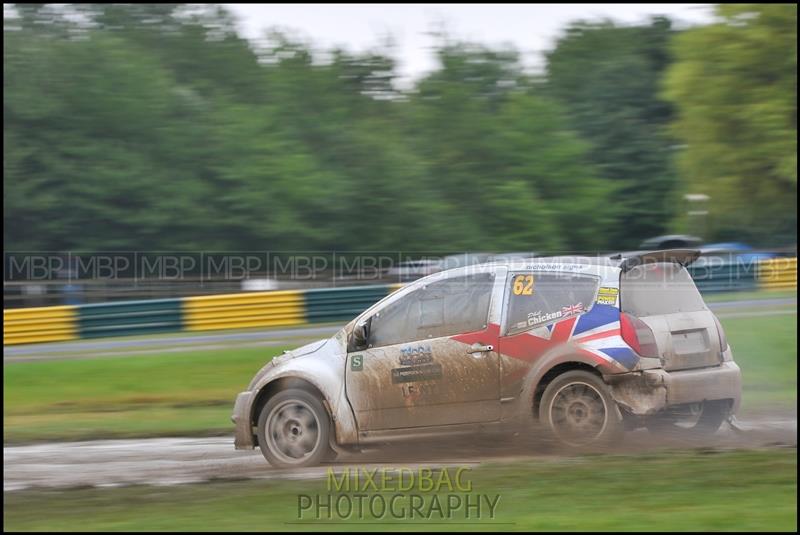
[481,255,619,267]
[407,249,702,286]
[460,250,700,273]
[392,255,619,295]
[445,255,622,275]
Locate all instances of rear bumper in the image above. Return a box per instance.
[606,359,741,416]
[231,391,255,450]
[660,361,741,412]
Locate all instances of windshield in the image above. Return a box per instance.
[621,262,706,317]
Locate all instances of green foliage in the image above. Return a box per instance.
[409,42,612,252]
[3,5,797,253]
[3,5,613,254]
[663,4,797,245]
[545,16,680,248]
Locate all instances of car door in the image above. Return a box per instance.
[497,270,602,397]
[346,268,503,431]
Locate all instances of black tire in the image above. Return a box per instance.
[257,388,332,468]
[645,400,731,437]
[538,370,623,448]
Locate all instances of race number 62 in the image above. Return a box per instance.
[512,274,533,296]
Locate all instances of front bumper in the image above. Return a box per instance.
[231,391,255,450]
[606,360,742,416]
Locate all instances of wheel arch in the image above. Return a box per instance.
[530,361,602,420]
[251,377,327,426]
[250,376,335,448]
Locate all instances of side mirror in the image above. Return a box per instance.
[350,317,371,351]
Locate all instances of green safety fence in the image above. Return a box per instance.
[303,285,396,324]
[76,298,184,339]
[688,262,758,293]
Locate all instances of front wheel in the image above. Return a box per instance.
[539,370,623,448]
[257,388,332,468]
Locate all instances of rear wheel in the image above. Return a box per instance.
[257,388,332,468]
[645,400,731,437]
[539,370,623,448]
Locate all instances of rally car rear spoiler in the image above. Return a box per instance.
[616,249,701,273]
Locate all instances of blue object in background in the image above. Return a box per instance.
[62,283,84,306]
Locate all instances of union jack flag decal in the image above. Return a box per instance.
[561,302,584,316]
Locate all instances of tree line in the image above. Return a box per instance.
[3,4,796,253]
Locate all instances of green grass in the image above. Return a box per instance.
[703,288,796,303]
[4,449,796,531]
[3,311,796,444]
[3,345,290,443]
[721,314,797,409]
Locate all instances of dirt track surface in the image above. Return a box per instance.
[4,417,796,492]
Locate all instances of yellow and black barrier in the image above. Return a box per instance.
[3,305,78,345]
[757,257,797,290]
[183,290,306,331]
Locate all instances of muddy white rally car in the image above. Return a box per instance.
[233,250,741,467]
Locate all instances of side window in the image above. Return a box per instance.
[505,272,599,336]
[368,272,494,348]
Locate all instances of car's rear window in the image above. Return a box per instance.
[621,262,706,317]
